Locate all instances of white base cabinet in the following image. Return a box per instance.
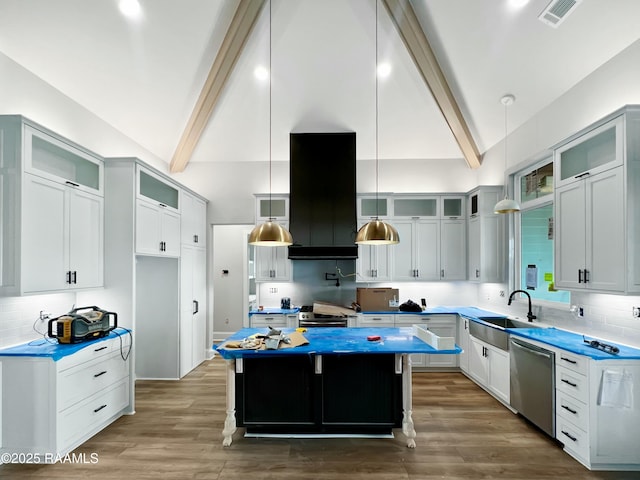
[468,335,510,404]
[180,245,207,378]
[0,335,132,461]
[553,346,640,470]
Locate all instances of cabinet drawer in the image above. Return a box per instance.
[556,366,588,403]
[58,379,129,449]
[394,314,423,325]
[358,314,395,326]
[556,390,588,432]
[556,350,588,376]
[250,315,286,328]
[58,353,129,410]
[556,418,589,461]
[56,339,115,371]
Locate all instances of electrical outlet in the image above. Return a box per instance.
[633,306,640,318]
[499,290,505,297]
[39,310,51,321]
[269,287,278,294]
[578,307,584,317]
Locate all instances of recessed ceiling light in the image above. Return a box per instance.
[254,66,269,81]
[377,62,392,78]
[509,0,530,9]
[119,0,142,18]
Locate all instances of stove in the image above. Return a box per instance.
[298,305,349,328]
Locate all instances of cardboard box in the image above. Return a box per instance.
[356,288,399,312]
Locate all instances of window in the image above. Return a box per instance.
[515,159,569,304]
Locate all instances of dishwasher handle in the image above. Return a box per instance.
[510,337,554,359]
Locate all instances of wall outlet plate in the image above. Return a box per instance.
[633,306,640,318]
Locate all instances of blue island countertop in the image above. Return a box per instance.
[215,327,461,360]
[0,328,132,361]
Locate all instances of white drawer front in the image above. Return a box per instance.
[56,338,115,371]
[250,315,286,328]
[58,379,129,449]
[358,314,394,327]
[556,366,588,403]
[556,390,588,432]
[556,350,588,376]
[58,353,129,410]
[557,418,589,462]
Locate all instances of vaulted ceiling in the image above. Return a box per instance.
[1,0,639,171]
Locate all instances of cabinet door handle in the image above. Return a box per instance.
[72,271,77,284]
[65,180,80,187]
[464,320,468,330]
[560,356,577,365]
[93,371,107,378]
[159,203,167,208]
[475,269,480,278]
[441,269,445,278]
[94,346,108,352]
[193,300,199,315]
[561,430,577,442]
[578,269,583,283]
[561,378,578,388]
[415,269,419,277]
[66,271,71,284]
[194,234,198,243]
[584,269,589,283]
[574,172,590,179]
[561,404,577,415]
[94,404,107,413]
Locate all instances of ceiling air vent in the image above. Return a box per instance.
[538,0,582,28]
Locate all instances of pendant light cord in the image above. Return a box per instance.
[268,0,273,219]
[375,0,379,218]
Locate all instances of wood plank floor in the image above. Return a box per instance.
[2,356,639,479]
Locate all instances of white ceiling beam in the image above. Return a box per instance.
[170,0,267,173]
[382,0,482,169]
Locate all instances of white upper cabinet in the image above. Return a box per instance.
[253,195,291,282]
[554,107,640,294]
[255,194,289,222]
[467,186,504,283]
[357,195,391,219]
[393,196,439,218]
[181,190,207,247]
[393,219,440,281]
[0,115,104,296]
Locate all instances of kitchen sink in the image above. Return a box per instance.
[477,317,543,329]
[468,316,544,351]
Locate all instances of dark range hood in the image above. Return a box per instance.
[288,132,358,260]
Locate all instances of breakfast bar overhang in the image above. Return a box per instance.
[215,327,462,447]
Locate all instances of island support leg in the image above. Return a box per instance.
[222,359,237,446]
[401,354,416,448]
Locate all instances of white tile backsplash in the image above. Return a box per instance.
[477,284,640,348]
[0,293,77,349]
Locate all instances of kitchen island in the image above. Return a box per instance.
[215,327,461,447]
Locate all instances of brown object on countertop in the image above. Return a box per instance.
[356,288,400,311]
[312,301,355,317]
[219,331,308,351]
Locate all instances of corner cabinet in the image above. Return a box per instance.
[467,187,504,283]
[554,107,640,294]
[0,115,104,296]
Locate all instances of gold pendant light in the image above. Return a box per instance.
[494,94,521,214]
[355,0,399,246]
[249,0,293,247]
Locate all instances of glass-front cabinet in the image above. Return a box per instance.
[555,115,623,189]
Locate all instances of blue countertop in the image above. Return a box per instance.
[0,328,132,361]
[249,308,300,315]
[363,305,640,360]
[215,327,462,360]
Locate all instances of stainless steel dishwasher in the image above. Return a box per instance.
[509,336,555,437]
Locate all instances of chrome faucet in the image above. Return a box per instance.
[508,290,537,322]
